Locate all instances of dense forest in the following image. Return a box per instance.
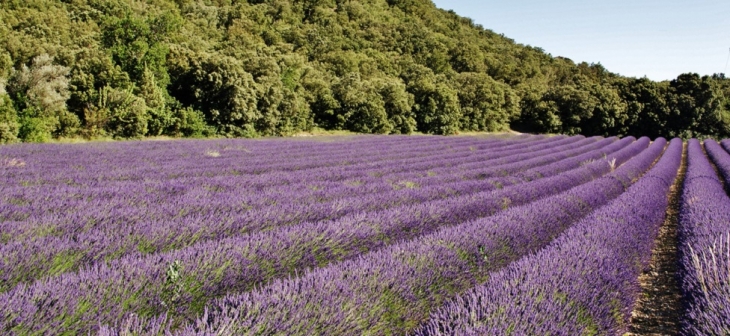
[1,0,729,143]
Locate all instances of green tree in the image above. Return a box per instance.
[456,72,519,132]
[168,106,213,138]
[0,80,19,143]
[665,73,727,138]
[137,67,172,136]
[0,52,12,79]
[3,0,729,142]
[616,77,670,138]
[450,42,486,73]
[331,73,392,134]
[169,50,260,137]
[67,49,133,129]
[402,64,461,135]
[255,76,312,135]
[580,81,629,136]
[301,67,340,130]
[513,89,562,134]
[83,86,148,138]
[6,54,78,141]
[514,79,627,136]
[101,11,180,86]
[375,77,416,134]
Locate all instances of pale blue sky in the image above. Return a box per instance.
[431,0,730,81]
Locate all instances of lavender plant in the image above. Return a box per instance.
[417,138,682,335]
[4,134,719,336]
[104,138,660,335]
[679,139,730,335]
[0,137,634,333]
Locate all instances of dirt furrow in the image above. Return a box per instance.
[627,142,686,336]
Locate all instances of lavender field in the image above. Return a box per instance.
[1,134,729,335]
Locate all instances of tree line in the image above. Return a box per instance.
[1,0,729,143]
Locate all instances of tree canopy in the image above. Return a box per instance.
[0,0,728,143]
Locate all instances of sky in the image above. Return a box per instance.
[431,0,730,81]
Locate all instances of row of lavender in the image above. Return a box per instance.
[132,138,728,335]
[0,135,609,294]
[1,135,542,189]
[0,135,582,223]
[88,138,660,334]
[0,135,579,233]
[5,135,730,335]
[1,137,642,334]
[679,139,730,335]
[1,134,628,334]
[419,137,730,336]
[417,139,682,335]
[0,135,589,244]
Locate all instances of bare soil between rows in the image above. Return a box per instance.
[627,143,686,336]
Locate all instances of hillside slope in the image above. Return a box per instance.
[0,0,729,142]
